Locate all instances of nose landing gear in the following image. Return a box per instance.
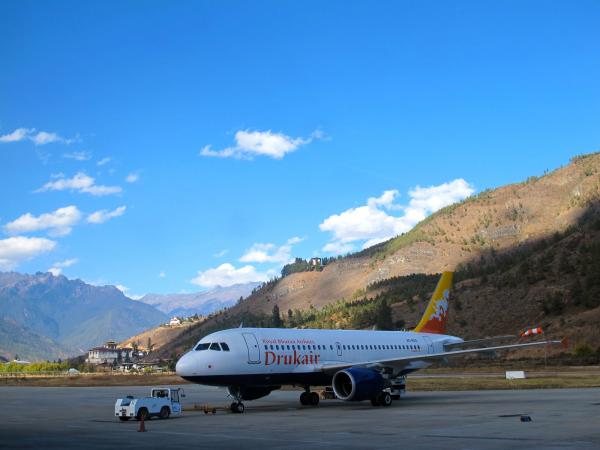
[230,402,245,414]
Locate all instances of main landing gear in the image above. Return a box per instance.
[299,387,320,406]
[230,401,245,414]
[370,391,393,407]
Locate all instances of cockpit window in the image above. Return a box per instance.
[195,343,210,351]
[209,342,221,351]
[220,342,230,351]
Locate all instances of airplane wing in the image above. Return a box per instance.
[443,335,516,350]
[320,338,565,374]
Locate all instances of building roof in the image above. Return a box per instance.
[89,347,133,352]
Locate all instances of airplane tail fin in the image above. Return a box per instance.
[413,271,453,334]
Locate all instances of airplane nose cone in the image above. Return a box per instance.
[175,353,194,377]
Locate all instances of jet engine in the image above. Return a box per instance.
[227,385,281,401]
[332,367,384,401]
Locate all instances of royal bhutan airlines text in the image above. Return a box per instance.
[262,338,320,366]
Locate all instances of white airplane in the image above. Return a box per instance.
[176,272,562,413]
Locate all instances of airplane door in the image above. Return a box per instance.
[242,333,261,364]
[422,336,434,354]
[336,342,342,357]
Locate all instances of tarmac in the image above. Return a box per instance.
[0,384,599,449]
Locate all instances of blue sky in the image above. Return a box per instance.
[1,1,599,297]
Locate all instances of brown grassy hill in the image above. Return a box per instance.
[155,152,600,360]
[120,320,201,352]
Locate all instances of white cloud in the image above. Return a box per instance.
[191,263,269,288]
[36,172,122,196]
[125,172,139,183]
[0,128,74,145]
[0,128,35,143]
[97,157,111,166]
[213,249,228,258]
[31,131,71,145]
[239,237,303,264]
[62,151,91,161]
[87,206,126,224]
[115,284,129,293]
[320,179,474,254]
[4,206,82,237]
[0,236,56,270]
[158,271,166,278]
[200,129,322,160]
[48,258,78,276]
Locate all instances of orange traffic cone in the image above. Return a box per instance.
[138,416,146,432]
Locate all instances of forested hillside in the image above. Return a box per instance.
[155,152,600,363]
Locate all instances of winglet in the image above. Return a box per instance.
[414,272,453,334]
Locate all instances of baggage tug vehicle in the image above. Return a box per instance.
[115,387,184,421]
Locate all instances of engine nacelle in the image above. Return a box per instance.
[332,367,384,401]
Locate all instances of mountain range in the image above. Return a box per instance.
[138,283,260,318]
[0,273,258,361]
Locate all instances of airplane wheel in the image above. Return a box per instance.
[300,391,310,406]
[309,392,320,406]
[230,402,245,413]
[380,392,392,407]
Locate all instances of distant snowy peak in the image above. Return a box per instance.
[138,282,260,317]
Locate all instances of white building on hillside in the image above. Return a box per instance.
[86,341,134,365]
[169,317,182,326]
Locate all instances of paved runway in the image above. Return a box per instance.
[0,385,599,449]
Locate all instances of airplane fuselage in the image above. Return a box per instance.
[175,327,463,387]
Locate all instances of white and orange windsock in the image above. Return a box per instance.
[520,327,543,337]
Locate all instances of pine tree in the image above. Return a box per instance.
[271,304,283,327]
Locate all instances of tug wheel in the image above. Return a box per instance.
[136,408,149,421]
[159,406,170,419]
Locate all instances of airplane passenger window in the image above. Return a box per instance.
[287,345,291,350]
[343,345,346,350]
[303,345,306,350]
[264,345,268,350]
[209,343,221,351]
[270,345,274,350]
[195,343,210,351]
[313,345,316,350]
[276,345,279,350]
[220,342,230,351]
[330,345,333,350]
